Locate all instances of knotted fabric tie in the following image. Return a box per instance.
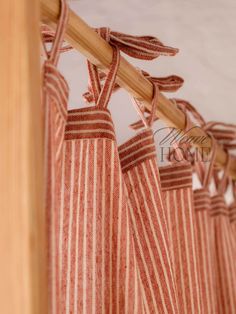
[87,45,121,109]
[131,82,160,129]
[171,101,234,184]
[41,25,178,59]
[96,27,179,59]
[129,96,191,132]
[41,24,72,55]
[169,102,236,186]
[202,122,236,188]
[173,98,206,126]
[41,0,69,65]
[83,69,184,104]
[170,100,222,183]
[83,27,180,102]
[203,121,236,151]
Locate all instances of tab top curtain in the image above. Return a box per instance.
[42,1,236,313]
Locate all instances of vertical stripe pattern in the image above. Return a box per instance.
[42,15,236,310]
[119,129,179,314]
[42,2,69,312]
[160,163,201,314]
[193,188,217,313]
[60,108,143,313]
[43,60,69,314]
[210,195,236,314]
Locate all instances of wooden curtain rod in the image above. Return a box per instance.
[41,0,236,179]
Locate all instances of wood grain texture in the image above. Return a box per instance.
[0,0,48,313]
[41,0,236,179]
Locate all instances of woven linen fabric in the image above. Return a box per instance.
[159,162,202,314]
[193,188,217,313]
[210,194,236,313]
[59,106,143,314]
[118,129,179,314]
[58,45,145,313]
[42,1,69,313]
[43,60,69,314]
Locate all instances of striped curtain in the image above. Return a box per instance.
[61,106,143,313]
[42,51,236,314]
[159,162,202,313]
[210,194,236,313]
[43,62,236,313]
[210,165,236,314]
[118,129,179,314]
[191,143,218,314]
[42,2,236,313]
[60,46,148,313]
[42,2,69,313]
[193,188,217,313]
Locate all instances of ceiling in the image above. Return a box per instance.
[59,0,236,145]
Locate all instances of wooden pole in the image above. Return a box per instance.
[41,0,236,179]
[0,0,48,313]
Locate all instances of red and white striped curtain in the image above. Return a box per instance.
[160,162,202,313]
[210,165,236,313]
[42,1,236,313]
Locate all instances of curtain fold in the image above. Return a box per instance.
[193,188,217,313]
[210,194,236,313]
[44,62,69,314]
[118,128,179,314]
[60,106,143,313]
[159,162,202,314]
[42,1,69,312]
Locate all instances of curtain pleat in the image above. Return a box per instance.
[160,162,202,314]
[43,61,69,314]
[210,195,236,314]
[118,129,179,314]
[193,188,217,313]
[58,107,143,313]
